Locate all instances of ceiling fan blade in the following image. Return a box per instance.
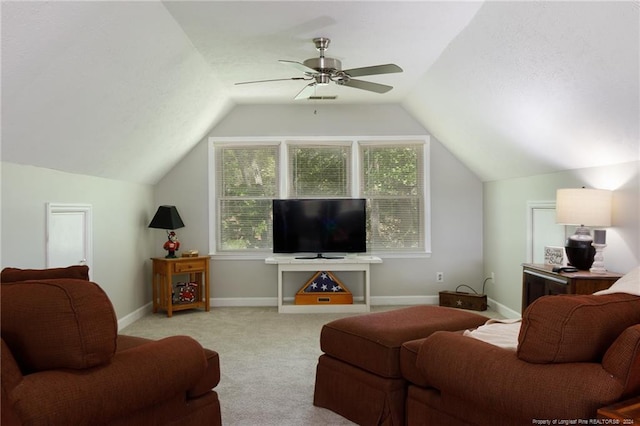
[341,79,393,94]
[343,64,403,78]
[294,82,317,100]
[235,77,309,85]
[279,60,318,75]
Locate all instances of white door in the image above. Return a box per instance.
[46,203,93,274]
[527,201,565,264]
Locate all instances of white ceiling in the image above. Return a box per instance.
[1,1,638,184]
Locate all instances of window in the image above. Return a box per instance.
[211,138,429,257]
[360,143,425,252]
[214,144,278,251]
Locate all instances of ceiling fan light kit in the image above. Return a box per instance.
[235,37,403,100]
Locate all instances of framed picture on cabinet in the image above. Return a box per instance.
[544,246,566,266]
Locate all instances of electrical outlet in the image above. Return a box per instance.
[436,272,444,282]
[491,272,495,281]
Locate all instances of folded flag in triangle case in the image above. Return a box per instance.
[302,271,346,293]
[295,271,353,305]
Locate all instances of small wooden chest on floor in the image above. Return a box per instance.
[295,271,353,305]
[439,291,487,311]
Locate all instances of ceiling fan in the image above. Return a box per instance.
[235,37,403,100]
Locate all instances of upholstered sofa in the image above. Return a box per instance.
[315,267,640,425]
[404,291,640,425]
[1,266,222,426]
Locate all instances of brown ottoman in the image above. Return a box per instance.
[313,305,487,425]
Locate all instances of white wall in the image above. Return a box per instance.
[484,160,640,315]
[155,104,484,305]
[1,162,156,320]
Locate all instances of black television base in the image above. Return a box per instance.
[295,253,344,260]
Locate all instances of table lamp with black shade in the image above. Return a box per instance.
[556,188,612,270]
[149,205,185,258]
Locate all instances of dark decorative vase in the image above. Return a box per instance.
[565,231,595,270]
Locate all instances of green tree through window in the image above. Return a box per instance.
[213,140,427,254]
[217,145,277,250]
[362,145,423,251]
[289,144,350,197]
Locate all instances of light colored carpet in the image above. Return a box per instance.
[120,305,502,425]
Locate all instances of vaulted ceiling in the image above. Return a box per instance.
[2,1,638,184]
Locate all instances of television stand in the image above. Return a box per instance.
[265,255,382,313]
[295,253,343,260]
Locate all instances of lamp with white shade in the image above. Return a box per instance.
[555,188,612,271]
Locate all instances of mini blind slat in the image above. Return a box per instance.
[216,146,278,251]
[361,144,424,251]
[219,199,273,250]
[368,198,422,250]
[361,145,422,197]
[288,144,351,197]
[217,146,279,198]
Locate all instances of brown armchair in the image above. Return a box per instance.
[1,266,222,426]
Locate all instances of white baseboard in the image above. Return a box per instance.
[372,295,520,318]
[371,295,438,305]
[487,297,521,319]
[211,295,439,307]
[211,297,278,307]
[118,302,152,331]
[210,295,439,308]
[121,296,520,324]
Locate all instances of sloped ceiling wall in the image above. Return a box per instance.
[1,1,233,184]
[403,1,639,182]
[1,1,638,185]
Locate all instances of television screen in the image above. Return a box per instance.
[272,198,366,257]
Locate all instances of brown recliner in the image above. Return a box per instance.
[1,266,222,426]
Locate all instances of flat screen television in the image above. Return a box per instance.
[272,198,366,258]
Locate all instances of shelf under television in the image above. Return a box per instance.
[266,255,382,314]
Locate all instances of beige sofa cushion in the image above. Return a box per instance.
[517,292,640,363]
[594,265,640,296]
[1,279,117,372]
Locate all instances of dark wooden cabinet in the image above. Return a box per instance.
[598,396,640,422]
[522,263,622,313]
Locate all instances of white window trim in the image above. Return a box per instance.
[208,136,431,260]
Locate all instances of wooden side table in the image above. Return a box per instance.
[598,396,640,423]
[522,263,622,312]
[151,256,210,317]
